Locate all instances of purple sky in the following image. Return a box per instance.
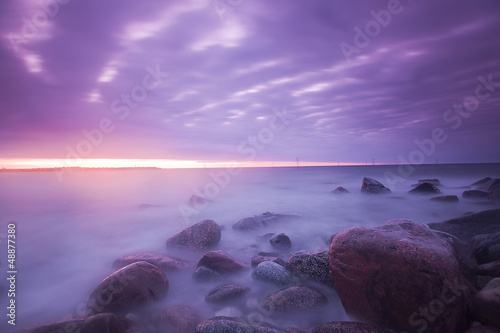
[1,0,499,164]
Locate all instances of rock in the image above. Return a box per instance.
[156,305,202,333]
[469,232,500,264]
[474,278,500,328]
[412,179,441,186]
[287,250,333,287]
[262,286,328,314]
[329,219,475,333]
[477,179,500,192]
[488,185,500,203]
[466,326,500,333]
[331,187,350,194]
[476,261,500,277]
[197,250,247,274]
[193,266,220,282]
[311,321,395,333]
[472,177,493,187]
[463,190,490,199]
[428,209,500,242]
[270,233,292,250]
[431,195,459,202]
[205,284,250,304]
[253,261,293,286]
[189,195,211,206]
[232,212,299,231]
[112,253,188,272]
[409,182,442,194]
[87,261,168,315]
[361,177,391,194]
[166,219,221,250]
[251,255,286,268]
[25,313,142,333]
[194,316,293,333]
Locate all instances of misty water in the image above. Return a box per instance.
[1,163,499,331]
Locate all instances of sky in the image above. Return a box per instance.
[0,0,499,168]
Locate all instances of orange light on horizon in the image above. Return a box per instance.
[0,158,367,170]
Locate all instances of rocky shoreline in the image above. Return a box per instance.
[18,177,500,333]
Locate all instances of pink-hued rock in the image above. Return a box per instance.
[156,305,202,333]
[166,219,221,250]
[87,261,168,315]
[329,219,475,333]
[196,250,247,274]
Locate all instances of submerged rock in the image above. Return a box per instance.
[474,278,500,328]
[232,212,299,231]
[361,177,391,194]
[428,209,500,242]
[431,195,459,202]
[270,233,292,250]
[251,255,286,267]
[253,261,293,286]
[193,266,220,282]
[156,305,202,333]
[195,316,294,333]
[166,219,221,250]
[331,186,350,194]
[112,253,188,272]
[412,179,441,187]
[262,286,328,314]
[287,250,333,287]
[197,250,247,274]
[463,190,490,199]
[87,261,168,315]
[205,284,250,304]
[311,321,395,333]
[25,313,142,333]
[329,219,475,333]
[409,182,442,194]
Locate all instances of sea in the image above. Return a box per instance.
[0,163,499,331]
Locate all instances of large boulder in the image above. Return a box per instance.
[474,278,500,328]
[361,177,391,194]
[25,313,142,333]
[428,209,500,242]
[409,182,442,195]
[197,250,247,274]
[329,219,475,333]
[262,286,328,314]
[156,305,202,333]
[194,316,294,333]
[205,284,250,304]
[112,253,188,272]
[253,261,293,286]
[166,219,221,250]
[87,261,169,315]
[311,321,395,333]
[286,250,333,287]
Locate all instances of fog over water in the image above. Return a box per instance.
[1,163,499,331]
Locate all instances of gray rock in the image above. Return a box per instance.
[205,284,250,304]
[409,182,442,194]
[166,219,221,250]
[253,261,293,286]
[270,233,292,250]
[87,261,168,315]
[287,250,333,287]
[262,286,328,314]
[194,316,294,333]
[193,266,220,282]
[361,177,391,194]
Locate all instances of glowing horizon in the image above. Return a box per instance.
[0,158,369,170]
